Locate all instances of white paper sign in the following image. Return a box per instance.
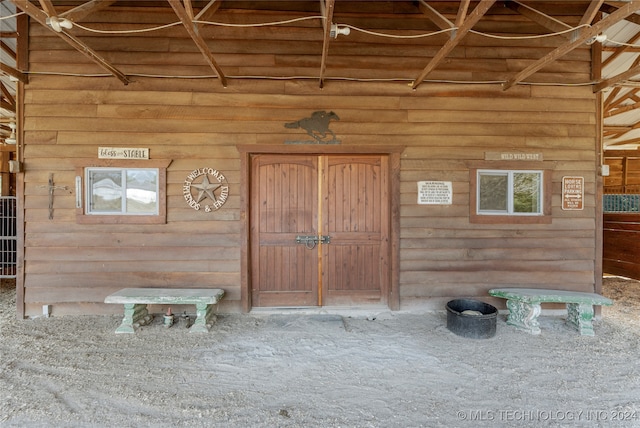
[418,181,452,205]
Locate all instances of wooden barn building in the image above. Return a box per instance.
[3,0,640,318]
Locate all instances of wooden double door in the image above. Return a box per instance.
[250,154,390,307]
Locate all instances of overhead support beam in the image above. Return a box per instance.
[596,63,640,92]
[183,0,194,19]
[503,1,640,91]
[580,0,606,26]
[505,1,573,39]
[0,40,17,61]
[37,0,57,17]
[454,0,471,28]
[601,2,640,26]
[1,100,15,113]
[60,0,117,23]
[417,0,453,30]
[1,82,16,108]
[603,29,640,68]
[169,0,227,87]
[412,0,496,89]
[9,0,130,85]
[319,0,336,88]
[605,99,640,117]
[0,62,27,83]
[194,0,222,21]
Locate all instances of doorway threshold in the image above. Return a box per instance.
[250,305,391,319]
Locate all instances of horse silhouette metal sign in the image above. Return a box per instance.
[284,111,341,144]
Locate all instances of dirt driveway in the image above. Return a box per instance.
[2,277,640,427]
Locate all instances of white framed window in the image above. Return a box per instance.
[86,167,159,215]
[75,159,170,225]
[477,170,543,216]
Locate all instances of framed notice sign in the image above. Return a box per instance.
[562,176,584,210]
[417,181,452,205]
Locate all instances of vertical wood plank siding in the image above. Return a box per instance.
[21,7,597,314]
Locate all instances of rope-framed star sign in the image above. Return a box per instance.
[183,167,229,212]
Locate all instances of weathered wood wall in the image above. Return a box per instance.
[603,214,640,280]
[20,4,599,315]
[604,151,640,193]
[603,151,640,280]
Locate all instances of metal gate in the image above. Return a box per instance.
[0,197,16,278]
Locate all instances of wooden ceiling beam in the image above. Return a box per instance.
[596,59,640,92]
[183,0,194,19]
[454,0,471,28]
[0,99,15,113]
[319,0,335,88]
[417,0,453,31]
[0,40,16,61]
[505,1,572,39]
[0,62,27,83]
[603,29,640,68]
[601,2,640,26]
[194,0,221,21]
[605,99,640,117]
[168,0,227,87]
[60,0,118,23]
[412,0,496,90]
[9,0,129,85]
[580,0,606,26]
[37,0,57,17]
[503,1,640,91]
[1,82,16,108]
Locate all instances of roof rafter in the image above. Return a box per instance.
[596,62,640,92]
[319,0,336,88]
[417,0,453,30]
[603,29,640,68]
[505,1,573,39]
[412,0,497,90]
[168,0,227,87]
[0,62,27,83]
[9,0,130,85]
[1,82,16,108]
[194,0,221,21]
[60,0,118,23]
[580,0,606,26]
[503,1,640,91]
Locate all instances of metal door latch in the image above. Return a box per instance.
[295,235,331,249]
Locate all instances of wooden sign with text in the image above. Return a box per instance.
[562,176,584,210]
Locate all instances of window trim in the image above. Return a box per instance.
[476,169,544,216]
[469,163,553,224]
[75,159,170,225]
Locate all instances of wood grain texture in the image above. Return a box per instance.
[19,4,600,315]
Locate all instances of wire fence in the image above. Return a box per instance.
[0,197,16,278]
[603,194,640,213]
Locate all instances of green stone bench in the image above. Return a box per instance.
[104,288,225,334]
[488,288,613,336]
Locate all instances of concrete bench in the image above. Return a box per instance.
[104,288,225,334]
[488,288,613,336]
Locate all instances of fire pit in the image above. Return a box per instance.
[446,298,497,339]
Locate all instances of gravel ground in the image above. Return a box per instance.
[1,277,640,427]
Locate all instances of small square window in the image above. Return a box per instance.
[86,168,159,215]
[469,165,552,224]
[76,159,169,224]
[477,170,542,216]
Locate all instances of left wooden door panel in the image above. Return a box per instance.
[250,155,319,306]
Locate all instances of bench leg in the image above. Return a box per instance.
[506,300,541,334]
[566,303,595,336]
[115,303,153,334]
[190,303,216,333]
